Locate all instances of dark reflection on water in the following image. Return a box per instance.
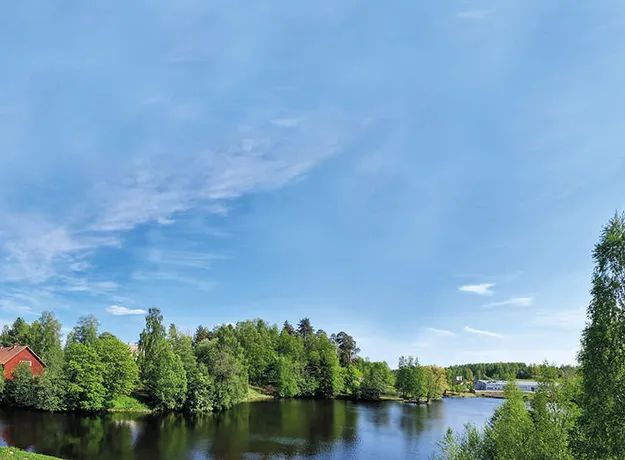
[0,398,501,459]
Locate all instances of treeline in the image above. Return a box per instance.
[0,310,423,412]
[446,362,577,383]
[437,213,625,460]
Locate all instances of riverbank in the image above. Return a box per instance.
[0,447,60,460]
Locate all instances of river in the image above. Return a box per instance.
[0,398,501,459]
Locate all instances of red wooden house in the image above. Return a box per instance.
[0,346,46,379]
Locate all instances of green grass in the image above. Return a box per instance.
[0,447,61,460]
[108,395,151,412]
[246,386,273,402]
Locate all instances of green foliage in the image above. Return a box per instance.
[395,356,427,401]
[138,309,187,411]
[235,320,276,386]
[437,375,577,459]
[434,424,486,460]
[332,331,360,367]
[578,212,625,459]
[304,331,343,398]
[483,383,535,459]
[29,311,63,367]
[445,362,574,382]
[530,365,578,460]
[0,317,31,347]
[424,366,448,402]
[64,341,106,411]
[193,325,212,345]
[343,364,362,396]
[169,324,214,412]
[296,318,314,339]
[359,360,393,400]
[95,332,139,401]
[6,362,36,407]
[195,325,247,411]
[67,315,100,346]
[33,366,67,412]
[275,355,300,397]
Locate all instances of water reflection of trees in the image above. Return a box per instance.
[0,400,361,460]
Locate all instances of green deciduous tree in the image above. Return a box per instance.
[6,362,35,407]
[343,364,362,396]
[529,364,577,460]
[360,361,393,400]
[67,315,99,346]
[29,311,63,367]
[138,309,187,411]
[424,366,448,402]
[195,326,247,411]
[305,331,343,398]
[275,355,300,397]
[95,332,139,402]
[236,320,276,386]
[578,213,625,459]
[396,356,427,401]
[482,383,534,459]
[33,366,67,412]
[64,341,106,411]
[169,324,214,413]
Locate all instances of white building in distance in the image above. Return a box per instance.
[474,379,538,392]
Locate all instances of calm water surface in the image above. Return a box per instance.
[0,398,501,460]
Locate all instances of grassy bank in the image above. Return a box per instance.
[245,386,274,402]
[0,447,61,460]
[108,395,152,412]
[445,391,477,398]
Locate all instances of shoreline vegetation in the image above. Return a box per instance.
[0,311,452,416]
[435,213,625,460]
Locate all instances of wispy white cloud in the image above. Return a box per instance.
[458,283,495,296]
[456,10,491,20]
[483,296,534,309]
[0,116,341,295]
[105,305,147,316]
[147,249,228,270]
[464,325,504,339]
[427,327,456,337]
[132,271,217,291]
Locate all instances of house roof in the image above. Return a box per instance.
[0,346,46,367]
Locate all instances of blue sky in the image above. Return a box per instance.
[1,1,624,366]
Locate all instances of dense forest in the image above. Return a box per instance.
[0,309,451,413]
[445,362,577,383]
[437,213,625,460]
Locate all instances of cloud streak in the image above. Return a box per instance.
[427,327,456,337]
[106,305,147,316]
[483,297,533,309]
[464,325,504,339]
[458,283,495,296]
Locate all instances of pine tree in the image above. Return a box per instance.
[578,213,625,459]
